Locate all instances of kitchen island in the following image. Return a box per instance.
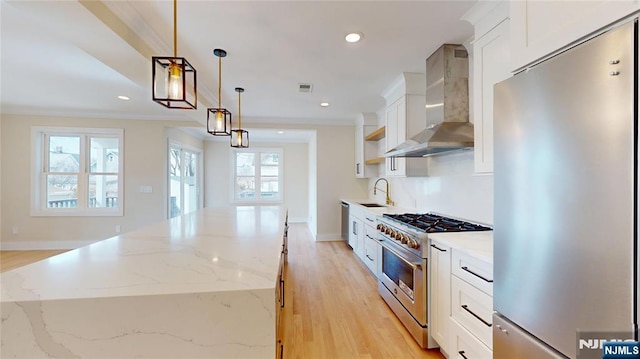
[1,206,287,358]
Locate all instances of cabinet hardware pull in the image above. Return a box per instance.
[366,235,374,240]
[461,266,493,283]
[458,351,468,359]
[430,244,447,252]
[366,255,374,261]
[280,279,285,308]
[356,163,360,174]
[461,304,491,327]
[366,217,374,222]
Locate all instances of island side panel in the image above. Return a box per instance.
[1,288,275,358]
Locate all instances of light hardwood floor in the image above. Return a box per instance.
[0,250,68,272]
[0,224,444,358]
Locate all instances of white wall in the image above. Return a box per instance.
[204,140,309,223]
[307,132,318,237]
[0,114,203,248]
[369,151,493,225]
[204,123,369,241]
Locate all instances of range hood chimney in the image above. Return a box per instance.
[385,44,472,158]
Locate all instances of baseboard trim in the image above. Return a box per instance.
[288,217,307,224]
[0,240,98,250]
[315,233,343,242]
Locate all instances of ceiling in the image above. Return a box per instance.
[1,0,476,140]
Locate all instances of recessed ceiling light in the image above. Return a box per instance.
[345,32,363,43]
[277,131,284,134]
[117,95,130,101]
[320,102,330,107]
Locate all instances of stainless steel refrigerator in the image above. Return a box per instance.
[493,17,638,359]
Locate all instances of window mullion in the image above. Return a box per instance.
[78,135,88,209]
[255,151,261,199]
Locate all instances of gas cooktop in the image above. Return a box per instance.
[382,213,492,233]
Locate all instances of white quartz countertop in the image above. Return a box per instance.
[428,231,493,263]
[1,206,287,302]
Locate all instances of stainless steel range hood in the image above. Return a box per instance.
[386,44,472,158]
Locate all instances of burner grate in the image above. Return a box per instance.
[382,213,491,233]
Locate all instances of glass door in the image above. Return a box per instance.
[169,143,201,218]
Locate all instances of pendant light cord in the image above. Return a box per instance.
[218,55,222,108]
[238,91,241,128]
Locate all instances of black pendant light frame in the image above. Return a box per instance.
[152,0,197,110]
[152,57,197,109]
[207,49,233,136]
[231,87,249,148]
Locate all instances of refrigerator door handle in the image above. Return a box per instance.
[461,266,493,283]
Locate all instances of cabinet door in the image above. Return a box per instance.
[348,215,363,255]
[385,97,407,177]
[473,19,510,174]
[510,0,640,71]
[355,122,364,177]
[430,241,452,354]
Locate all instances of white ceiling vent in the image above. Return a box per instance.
[298,83,313,93]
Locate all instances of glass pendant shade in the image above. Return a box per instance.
[231,129,249,148]
[207,108,232,135]
[231,87,249,148]
[207,48,232,136]
[151,0,197,110]
[152,57,197,109]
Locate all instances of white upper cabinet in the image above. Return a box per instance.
[463,1,511,174]
[355,113,380,178]
[510,0,640,71]
[382,73,429,178]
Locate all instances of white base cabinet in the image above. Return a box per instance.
[347,204,380,278]
[430,236,494,359]
[449,318,492,359]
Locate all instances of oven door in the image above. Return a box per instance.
[379,239,426,325]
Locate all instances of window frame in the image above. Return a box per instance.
[230,147,283,204]
[31,126,124,217]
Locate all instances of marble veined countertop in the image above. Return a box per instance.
[1,206,287,358]
[1,205,287,302]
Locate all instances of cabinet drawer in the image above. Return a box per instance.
[449,318,492,359]
[451,250,493,295]
[363,239,377,276]
[451,275,493,349]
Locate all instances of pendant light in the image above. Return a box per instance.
[231,87,249,148]
[207,49,232,136]
[151,0,197,109]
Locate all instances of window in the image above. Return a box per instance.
[169,142,201,219]
[232,148,282,203]
[31,127,124,216]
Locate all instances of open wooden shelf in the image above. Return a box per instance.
[365,157,385,165]
[364,126,385,141]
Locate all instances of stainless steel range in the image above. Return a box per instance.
[376,212,491,348]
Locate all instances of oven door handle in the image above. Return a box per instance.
[383,243,422,270]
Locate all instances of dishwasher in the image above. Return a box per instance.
[341,201,351,248]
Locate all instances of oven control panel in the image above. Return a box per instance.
[376,223,421,250]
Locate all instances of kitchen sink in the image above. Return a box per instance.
[358,203,386,208]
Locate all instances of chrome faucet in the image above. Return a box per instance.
[373,178,395,206]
